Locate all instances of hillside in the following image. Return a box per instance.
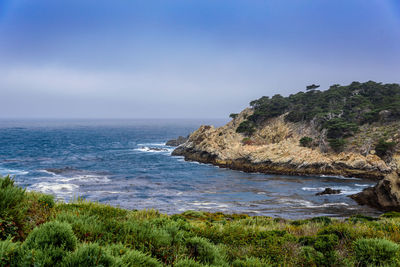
[172,81,400,211]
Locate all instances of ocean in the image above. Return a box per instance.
[0,119,380,219]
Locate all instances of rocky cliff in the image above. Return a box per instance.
[173,108,397,179]
[172,82,400,211]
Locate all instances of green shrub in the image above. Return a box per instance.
[348,214,379,223]
[314,234,338,252]
[375,138,396,158]
[186,236,222,265]
[318,224,355,240]
[0,219,18,240]
[174,258,210,267]
[328,138,346,152]
[63,243,115,267]
[299,136,313,147]
[236,120,256,136]
[381,211,400,218]
[298,246,324,267]
[0,239,22,266]
[22,221,77,266]
[309,216,332,225]
[229,113,239,119]
[24,221,77,251]
[38,194,55,209]
[0,175,27,239]
[353,238,400,267]
[232,256,272,267]
[118,249,162,267]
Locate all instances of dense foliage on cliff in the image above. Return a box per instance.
[237,81,400,151]
[2,175,400,266]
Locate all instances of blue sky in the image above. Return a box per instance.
[0,0,399,118]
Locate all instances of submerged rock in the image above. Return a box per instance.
[166,136,188,146]
[316,188,341,196]
[350,172,400,211]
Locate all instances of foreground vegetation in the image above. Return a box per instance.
[1,176,400,266]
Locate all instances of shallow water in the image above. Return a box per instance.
[0,119,380,219]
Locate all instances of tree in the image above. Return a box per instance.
[306,84,320,91]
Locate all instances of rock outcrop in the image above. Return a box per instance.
[166,136,188,146]
[316,188,342,196]
[351,172,400,211]
[172,109,392,179]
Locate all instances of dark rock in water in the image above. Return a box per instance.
[351,172,400,211]
[316,188,341,196]
[166,136,188,146]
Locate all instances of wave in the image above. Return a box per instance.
[57,174,110,183]
[0,167,29,176]
[135,146,174,153]
[319,175,361,180]
[28,182,79,195]
[278,198,350,208]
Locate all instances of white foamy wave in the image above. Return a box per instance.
[29,182,79,195]
[190,201,229,209]
[57,174,110,183]
[278,198,350,208]
[0,167,29,176]
[135,146,174,154]
[305,202,349,208]
[137,143,167,147]
[302,187,326,192]
[355,184,370,187]
[320,175,361,180]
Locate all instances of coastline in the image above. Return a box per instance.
[172,147,386,180]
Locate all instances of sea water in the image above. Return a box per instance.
[0,119,380,219]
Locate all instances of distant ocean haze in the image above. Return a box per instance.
[0,119,380,219]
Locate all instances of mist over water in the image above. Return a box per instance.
[0,119,380,219]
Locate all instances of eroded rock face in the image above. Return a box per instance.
[166,136,188,146]
[172,109,391,179]
[351,172,400,211]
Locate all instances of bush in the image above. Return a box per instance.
[63,243,115,267]
[0,239,22,266]
[174,258,210,267]
[232,256,271,267]
[23,221,77,266]
[38,194,55,209]
[381,211,400,218]
[375,138,396,158]
[24,221,77,251]
[229,113,238,119]
[118,249,162,267]
[309,216,332,225]
[0,175,27,239]
[328,138,346,152]
[299,137,313,147]
[298,246,324,267]
[186,236,222,265]
[236,120,256,136]
[353,238,400,267]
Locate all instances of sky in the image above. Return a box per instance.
[0,0,400,119]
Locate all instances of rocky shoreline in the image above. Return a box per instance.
[172,146,387,180]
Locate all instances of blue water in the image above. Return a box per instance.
[0,119,380,219]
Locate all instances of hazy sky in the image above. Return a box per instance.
[1,0,400,119]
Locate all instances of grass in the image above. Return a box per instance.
[1,175,400,266]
